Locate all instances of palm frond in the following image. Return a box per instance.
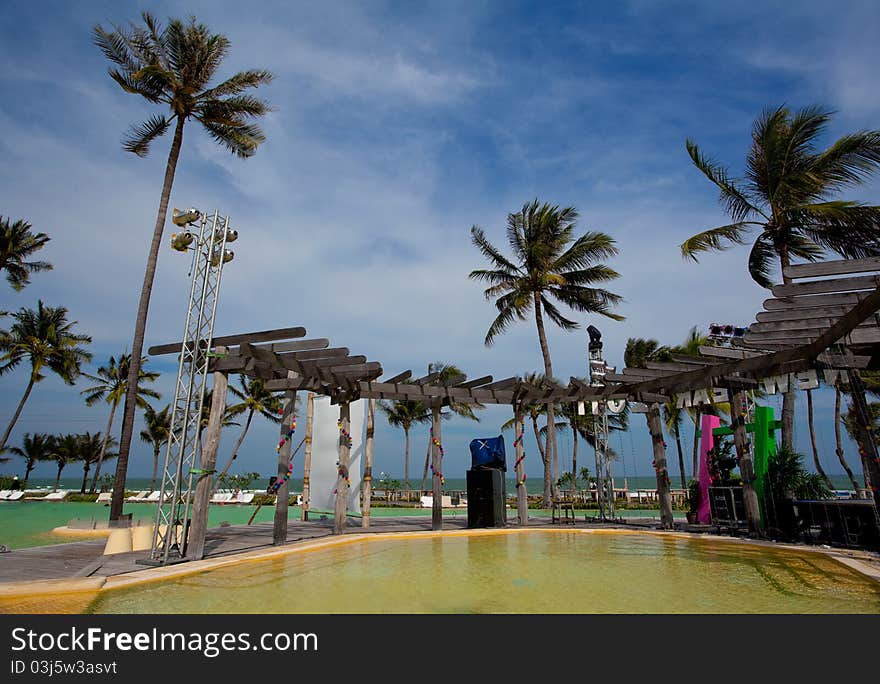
[199,120,265,158]
[686,139,767,222]
[122,115,171,157]
[200,70,274,99]
[747,232,777,289]
[812,130,880,192]
[551,231,619,272]
[470,226,518,274]
[679,222,754,261]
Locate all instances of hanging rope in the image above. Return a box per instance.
[430,427,445,485]
[514,428,527,487]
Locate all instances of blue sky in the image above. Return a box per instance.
[1,0,879,485]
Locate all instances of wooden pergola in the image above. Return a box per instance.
[149,256,880,558]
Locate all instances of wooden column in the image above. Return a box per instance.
[334,401,352,535]
[728,389,762,535]
[362,399,375,528]
[273,372,297,545]
[188,348,228,560]
[646,403,674,529]
[431,402,443,531]
[515,408,528,526]
[301,392,314,521]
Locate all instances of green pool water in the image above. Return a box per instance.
[84,532,880,614]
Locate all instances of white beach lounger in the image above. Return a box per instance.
[144,491,161,502]
[420,495,433,508]
[95,492,112,503]
[236,492,254,504]
[0,490,11,500]
[210,492,229,504]
[125,491,148,502]
[43,490,68,501]
[6,491,24,501]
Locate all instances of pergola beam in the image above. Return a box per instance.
[148,326,308,356]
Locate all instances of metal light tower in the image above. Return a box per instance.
[587,325,615,520]
[149,208,236,564]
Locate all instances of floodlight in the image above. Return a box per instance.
[172,207,201,226]
[587,325,603,351]
[211,249,234,266]
[170,232,194,252]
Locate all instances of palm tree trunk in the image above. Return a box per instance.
[806,389,833,489]
[90,399,118,493]
[404,426,410,493]
[533,294,558,504]
[778,250,795,451]
[691,406,701,478]
[80,463,90,494]
[110,116,186,521]
[420,434,430,493]
[25,459,36,488]
[532,414,551,506]
[54,463,63,492]
[150,445,161,491]
[571,425,578,498]
[834,387,860,491]
[675,427,686,489]
[213,409,254,493]
[0,375,36,452]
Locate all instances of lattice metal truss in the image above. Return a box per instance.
[589,347,615,520]
[150,210,234,563]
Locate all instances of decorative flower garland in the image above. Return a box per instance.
[514,429,527,487]
[337,420,353,449]
[430,427,445,485]
[269,413,297,494]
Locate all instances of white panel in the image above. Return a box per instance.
[308,398,364,515]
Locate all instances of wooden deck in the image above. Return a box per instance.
[0,514,658,584]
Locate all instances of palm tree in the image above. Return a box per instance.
[834,385,861,492]
[215,376,283,487]
[470,200,623,505]
[75,432,117,494]
[379,398,431,491]
[0,301,92,451]
[50,434,79,492]
[805,388,834,489]
[8,433,56,486]
[140,403,171,490]
[501,372,559,505]
[681,105,880,450]
[672,326,711,477]
[0,217,52,291]
[664,405,688,489]
[80,353,160,492]
[94,12,273,520]
[418,362,482,492]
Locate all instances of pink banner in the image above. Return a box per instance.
[698,414,720,524]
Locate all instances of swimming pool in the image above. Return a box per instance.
[76,531,880,614]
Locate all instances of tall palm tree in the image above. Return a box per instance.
[0,217,52,291]
[834,385,861,492]
[75,432,117,494]
[80,353,160,492]
[418,362,481,492]
[673,326,711,477]
[681,105,880,450]
[664,405,688,489]
[379,398,431,490]
[51,433,79,492]
[140,403,171,490]
[215,376,284,487]
[94,12,273,520]
[0,301,92,451]
[470,200,623,504]
[8,433,56,486]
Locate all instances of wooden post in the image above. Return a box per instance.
[515,408,528,526]
[273,372,297,545]
[431,402,443,531]
[362,399,375,528]
[188,348,228,560]
[727,389,762,535]
[646,403,675,529]
[301,392,314,521]
[334,402,352,535]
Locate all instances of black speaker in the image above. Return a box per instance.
[467,468,506,528]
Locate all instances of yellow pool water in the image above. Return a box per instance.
[73,531,880,614]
